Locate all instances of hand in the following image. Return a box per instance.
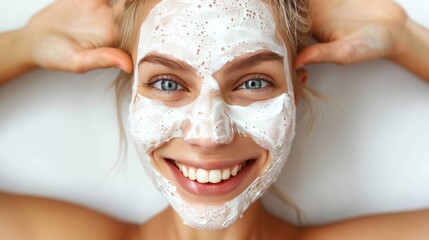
[295,0,408,68]
[23,0,132,73]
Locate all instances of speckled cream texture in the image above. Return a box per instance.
[129,0,296,229]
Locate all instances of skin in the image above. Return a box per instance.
[1,0,429,239]
[136,50,286,213]
[0,0,133,85]
[295,0,429,82]
[1,0,427,83]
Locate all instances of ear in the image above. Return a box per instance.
[298,68,308,84]
[294,68,308,105]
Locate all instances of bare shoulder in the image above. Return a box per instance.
[0,192,136,240]
[298,209,429,240]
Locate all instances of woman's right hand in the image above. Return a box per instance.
[24,0,132,73]
[0,0,133,84]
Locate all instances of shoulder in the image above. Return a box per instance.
[298,209,429,240]
[0,192,136,240]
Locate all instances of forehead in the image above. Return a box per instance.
[137,0,287,76]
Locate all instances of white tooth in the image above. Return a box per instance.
[241,162,247,171]
[196,169,209,183]
[189,168,196,181]
[222,169,231,180]
[209,169,222,183]
[231,165,239,176]
[238,164,242,171]
[178,163,182,171]
[182,165,189,177]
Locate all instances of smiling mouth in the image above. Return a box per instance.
[167,159,255,184]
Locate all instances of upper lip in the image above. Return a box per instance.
[164,157,256,170]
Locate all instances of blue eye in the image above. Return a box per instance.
[153,79,184,91]
[238,79,270,90]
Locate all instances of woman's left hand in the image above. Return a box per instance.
[295,0,408,68]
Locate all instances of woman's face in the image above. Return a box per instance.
[138,51,288,202]
[129,0,296,229]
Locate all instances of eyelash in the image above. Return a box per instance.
[236,74,273,91]
[143,75,187,94]
[142,74,273,93]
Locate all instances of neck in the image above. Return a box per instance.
[136,199,299,240]
[158,200,280,240]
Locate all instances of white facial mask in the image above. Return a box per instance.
[129,0,296,230]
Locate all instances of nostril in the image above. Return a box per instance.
[186,137,220,149]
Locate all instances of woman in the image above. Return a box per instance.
[1,0,428,239]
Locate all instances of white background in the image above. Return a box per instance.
[0,0,428,225]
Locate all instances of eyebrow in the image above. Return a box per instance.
[138,55,194,72]
[138,51,284,73]
[224,51,284,74]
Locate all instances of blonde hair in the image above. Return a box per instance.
[112,0,316,225]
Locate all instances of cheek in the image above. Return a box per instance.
[256,149,271,176]
[129,95,187,153]
[228,94,293,151]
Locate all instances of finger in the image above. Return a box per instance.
[96,0,120,8]
[295,41,357,68]
[96,0,116,6]
[81,0,110,5]
[71,48,133,73]
[75,0,111,8]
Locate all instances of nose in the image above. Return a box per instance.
[185,137,226,151]
[184,97,234,149]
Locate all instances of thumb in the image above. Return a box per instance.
[72,47,133,73]
[295,41,355,68]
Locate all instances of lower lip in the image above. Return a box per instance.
[167,160,254,197]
